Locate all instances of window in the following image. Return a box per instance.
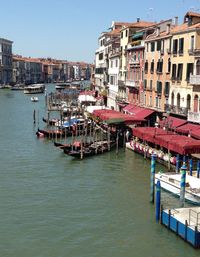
[190,35,194,51]
[172,64,177,80]
[99,53,103,60]
[115,59,118,67]
[167,58,171,73]
[121,32,123,38]
[150,60,154,73]
[150,80,153,91]
[125,30,128,37]
[151,42,155,52]
[179,38,184,55]
[186,63,194,81]
[177,63,183,81]
[164,82,170,96]
[156,59,163,73]
[144,79,147,89]
[196,60,200,75]
[111,60,113,68]
[173,39,178,54]
[157,81,162,95]
[157,40,161,51]
[144,61,148,73]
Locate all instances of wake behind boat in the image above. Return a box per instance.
[155,172,200,205]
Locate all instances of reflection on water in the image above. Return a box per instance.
[0,85,198,257]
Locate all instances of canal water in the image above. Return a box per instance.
[0,85,199,257]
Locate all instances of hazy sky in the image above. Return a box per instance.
[1,0,200,63]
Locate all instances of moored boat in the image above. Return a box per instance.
[155,172,200,205]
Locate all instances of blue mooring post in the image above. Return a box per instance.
[197,160,200,178]
[180,164,187,207]
[176,154,180,173]
[183,155,186,165]
[189,159,193,176]
[150,154,156,204]
[156,180,161,222]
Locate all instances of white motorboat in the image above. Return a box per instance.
[31,96,39,102]
[155,172,200,205]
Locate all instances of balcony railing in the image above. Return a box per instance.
[164,104,188,116]
[188,48,200,56]
[190,74,200,85]
[125,79,139,88]
[188,112,200,123]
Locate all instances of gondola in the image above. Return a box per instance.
[42,117,58,126]
[65,141,116,159]
[36,128,66,138]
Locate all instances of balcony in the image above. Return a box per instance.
[188,48,200,56]
[129,59,140,66]
[164,104,188,116]
[125,79,139,88]
[190,74,200,85]
[188,111,200,123]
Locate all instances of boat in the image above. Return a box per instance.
[36,128,67,138]
[31,96,39,102]
[65,140,116,158]
[155,172,200,205]
[42,117,59,126]
[24,84,45,94]
[55,83,70,90]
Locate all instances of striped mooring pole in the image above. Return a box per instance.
[176,154,180,173]
[197,160,200,178]
[189,159,193,176]
[155,180,161,223]
[180,164,187,207]
[150,154,156,204]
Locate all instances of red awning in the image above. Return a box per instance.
[175,123,200,135]
[168,138,200,155]
[123,104,135,112]
[134,108,155,120]
[190,129,200,140]
[159,116,187,130]
[123,105,155,119]
[132,127,173,144]
[132,126,200,154]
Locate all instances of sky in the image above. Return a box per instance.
[1,0,200,63]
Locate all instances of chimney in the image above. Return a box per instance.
[174,16,178,26]
[166,24,171,34]
[156,27,160,36]
[137,17,140,23]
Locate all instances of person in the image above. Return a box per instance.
[126,129,130,142]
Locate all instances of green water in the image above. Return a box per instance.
[0,85,199,257]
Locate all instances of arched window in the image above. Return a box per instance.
[171,92,174,106]
[196,60,200,75]
[194,95,198,112]
[150,60,154,73]
[168,58,171,73]
[187,94,191,110]
[144,61,148,73]
[177,93,181,108]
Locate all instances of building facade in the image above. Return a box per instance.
[0,38,13,85]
